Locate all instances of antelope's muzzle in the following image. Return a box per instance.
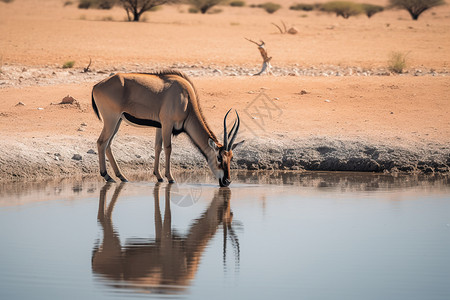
[219,178,231,187]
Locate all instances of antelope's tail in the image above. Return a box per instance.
[91,90,101,121]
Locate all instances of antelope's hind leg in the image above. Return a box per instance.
[153,128,164,182]
[106,119,128,182]
[97,117,126,183]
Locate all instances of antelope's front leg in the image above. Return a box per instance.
[153,128,163,182]
[162,125,175,183]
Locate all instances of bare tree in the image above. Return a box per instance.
[389,0,445,20]
[119,0,174,21]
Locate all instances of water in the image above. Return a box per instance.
[1,172,449,300]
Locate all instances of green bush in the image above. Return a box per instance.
[62,61,75,69]
[258,2,281,13]
[388,51,408,73]
[389,0,445,20]
[361,3,384,18]
[320,1,363,18]
[289,3,314,11]
[229,0,245,6]
[188,6,199,13]
[78,0,116,9]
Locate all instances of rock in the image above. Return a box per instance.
[15,102,25,107]
[60,95,77,105]
[287,27,298,34]
[300,90,308,95]
[87,149,97,154]
[72,154,82,161]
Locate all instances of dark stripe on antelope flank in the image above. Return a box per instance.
[172,127,185,136]
[123,112,162,128]
[123,112,185,135]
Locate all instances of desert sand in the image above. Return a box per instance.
[0,0,449,182]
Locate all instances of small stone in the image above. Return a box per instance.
[300,90,308,95]
[60,95,77,105]
[324,99,331,103]
[135,154,142,158]
[15,102,25,107]
[81,122,87,126]
[287,27,298,34]
[77,127,85,132]
[37,107,44,110]
[72,154,82,161]
[87,149,97,154]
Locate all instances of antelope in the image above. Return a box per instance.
[92,182,238,294]
[91,70,243,187]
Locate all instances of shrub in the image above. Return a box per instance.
[258,2,281,13]
[389,0,445,20]
[320,1,363,18]
[361,3,384,18]
[62,61,75,69]
[98,0,116,9]
[229,0,245,6]
[78,0,93,8]
[388,51,408,73]
[188,6,199,13]
[78,0,116,9]
[0,0,15,3]
[289,3,314,11]
[189,0,224,13]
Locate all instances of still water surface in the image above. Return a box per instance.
[1,172,449,300]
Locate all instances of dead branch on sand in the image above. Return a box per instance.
[271,20,298,35]
[83,57,92,73]
[245,38,272,76]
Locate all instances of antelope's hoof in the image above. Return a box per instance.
[118,176,128,182]
[168,179,175,184]
[157,178,164,183]
[106,177,116,183]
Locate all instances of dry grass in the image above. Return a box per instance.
[388,51,408,73]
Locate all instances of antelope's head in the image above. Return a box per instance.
[208,109,244,187]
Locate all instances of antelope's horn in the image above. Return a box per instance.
[228,119,238,140]
[223,108,232,149]
[228,111,240,150]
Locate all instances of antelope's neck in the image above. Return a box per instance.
[185,114,218,159]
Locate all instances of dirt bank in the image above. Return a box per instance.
[0,74,449,183]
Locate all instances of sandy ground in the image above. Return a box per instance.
[0,0,449,182]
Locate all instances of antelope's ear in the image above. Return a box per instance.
[231,140,245,150]
[208,138,219,151]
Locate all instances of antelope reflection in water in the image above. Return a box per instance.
[92,183,239,295]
